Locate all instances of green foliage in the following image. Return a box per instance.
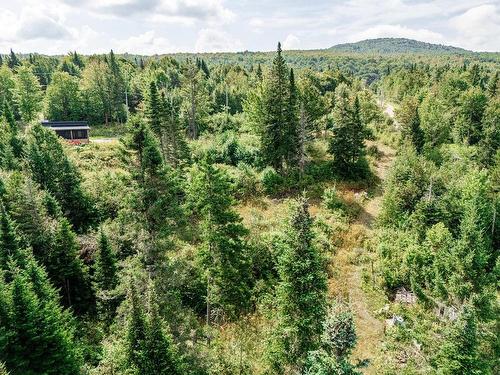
[44,71,82,121]
[434,306,482,375]
[328,84,368,177]
[13,65,42,123]
[268,196,328,373]
[187,159,252,319]
[25,123,96,231]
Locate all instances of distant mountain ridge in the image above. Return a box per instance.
[329,38,470,54]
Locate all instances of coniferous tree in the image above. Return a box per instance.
[95,230,118,291]
[7,50,19,70]
[0,204,21,271]
[126,284,180,375]
[435,306,482,374]
[13,66,42,123]
[329,84,367,176]
[25,124,96,232]
[1,257,82,375]
[160,91,189,168]
[107,50,126,122]
[260,42,290,171]
[268,196,328,373]
[48,218,94,314]
[187,159,252,321]
[284,68,300,169]
[146,80,162,137]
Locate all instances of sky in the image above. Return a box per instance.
[0,0,499,55]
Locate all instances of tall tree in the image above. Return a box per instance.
[44,71,82,121]
[397,97,424,153]
[259,42,290,171]
[0,257,82,375]
[7,50,19,70]
[13,66,42,123]
[268,196,328,373]
[25,124,96,232]
[328,84,367,176]
[187,159,252,321]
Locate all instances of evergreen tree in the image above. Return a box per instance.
[160,91,189,168]
[284,68,300,168]
[268,196,328,373]
[127,117,184,239]
[13,66,42,123]
[0,204,21,271]
[48,218,94,314]
[187,159,252,320]
[95,230,118,291]
[143,288,180,375]
[146,80,162,137]
[260,42,290,171]
[107,50,126,122]
[329,84,367,176]
[25,124,96,231]
[7,50,19,70]
[126,284,180,375]
[2,258,81,375]
[181,61,209,139]
[435,306,482,374]
[487,71,498,97]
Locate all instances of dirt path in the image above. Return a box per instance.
[330,140,396,372]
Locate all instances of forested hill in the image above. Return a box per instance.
[330,38,470,54]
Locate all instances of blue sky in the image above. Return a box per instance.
[0,0,498,54]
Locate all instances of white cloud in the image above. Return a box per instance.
[282,34,301,50]
[195,28,242,52]
[349,24,445,45]
[112,30,179,55]
[449,4,500,51]
[67,0,235,24]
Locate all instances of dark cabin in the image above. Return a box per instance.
[41,121,90,144]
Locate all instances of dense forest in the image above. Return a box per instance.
[0,40,498,375]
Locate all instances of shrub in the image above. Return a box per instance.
[322,187,345,212]
[260,167,283,195]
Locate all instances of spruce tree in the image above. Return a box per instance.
[25,124,96,232]
[13,66,42,123]
[260,42,289,171]
[284,68,300,169]
[146,81,162,137]
[435,306,482,374]
[126,284,148,373]
[48,218,94,314]
[7,50,19,70]
[143,288,180,375]
[268,196,328,373]
[4,259,81,375]
[0,205,21,271]
[160,91,189,168]
[329,84,367,176]
[95,230,118,291]
[187,159,252,320]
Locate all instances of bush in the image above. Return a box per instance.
[260,167,284,195]
[322,187,345,212]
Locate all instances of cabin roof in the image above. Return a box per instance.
[41,120,90,131]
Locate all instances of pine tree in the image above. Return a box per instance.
[95,230,118,291]
[4,258,81,375]
[187,159,252,321]
[329,84,367,177]
[283,68,300,169]
[126,284,148,373]
[398,97,424,153]
[143,287,180,375]
[13,66,42,123]
[0,204,21,271]
[126,284,181,375]
[435,306,482,374]
[7,50,19,70]
[146,81,162,137]
[260,42,290,171]
[160,91,188,168]
[25,124,96,232]
[268,196,328,373]
[48,218,94,314]
[107,50,126,122]
[487,71,498,97]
